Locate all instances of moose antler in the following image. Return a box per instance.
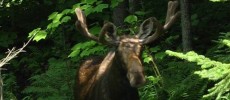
[75,8,118,45]
[140,1,180,44]
[164,1,180,30]
[75,8,99,42]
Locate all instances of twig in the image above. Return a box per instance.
[0,36,34,68]
[0,33,36,100]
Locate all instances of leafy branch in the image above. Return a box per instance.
[165,45,230,99]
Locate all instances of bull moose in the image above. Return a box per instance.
[74,1,180,100]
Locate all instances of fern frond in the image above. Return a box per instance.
[166,50,230,99]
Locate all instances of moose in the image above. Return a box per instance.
[74,1,180,100]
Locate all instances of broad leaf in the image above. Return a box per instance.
[124,15,138,24]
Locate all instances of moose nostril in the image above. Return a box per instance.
[128,72,146,87]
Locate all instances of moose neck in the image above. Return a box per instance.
[93,51,139,100]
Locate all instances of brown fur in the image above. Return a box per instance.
[75,55,140,100]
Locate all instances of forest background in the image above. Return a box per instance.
[0,0,230,100]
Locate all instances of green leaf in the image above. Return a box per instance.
[68,41,98,57]
[48,12,58,20]
[209,0,228,2]
[85,0,97,4]
[28,28,41,38]
[143,56,153,64]
[72,3,81,10]
[124,15,138,24]
[150,46,161,53]
[111,0,123,8]
[47,22,61,30]
[53,13,63,23]
[147,76,160,84]
[94,4,108,12]
[33,30,47,42]
[89,26,101,35]
[61,16,71,23]
[68,50,81,58]
[135,11,146,16]
[222,39,230,47]
[61,9,71,15]
[155,52,166,60]
[96,1,103,5]
[82,5,94,16]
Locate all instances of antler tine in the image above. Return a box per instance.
[75,8,99,42]
[75,8,118,45]
[141,17,164,44]
[164,0,180,30]
[99,22,119,45]
[140,1,180,44]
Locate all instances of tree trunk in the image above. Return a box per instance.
[112,0,129,27]
[129,0,141,14]
[180,0,192,52]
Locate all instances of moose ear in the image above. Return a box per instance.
[99,22,118,43]
[137,17,154,39]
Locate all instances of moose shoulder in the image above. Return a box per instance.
[74,1,180,100]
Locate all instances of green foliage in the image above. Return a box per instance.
[22,58,75,100]
[166,43,230,99]
[210,0,228,2]
[222,39,230,47]
[139,76,160,100]
[0,32,17,47]
[68,41,107,58]
[28,0,110,42]
[28,28,47,42]
[124,15,138,24]
[110,0,123,8]
[162,62,205,100]
[2,73,18,100]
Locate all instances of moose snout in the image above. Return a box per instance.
[127,71,146,87]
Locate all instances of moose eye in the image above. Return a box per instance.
[124,44,131,48]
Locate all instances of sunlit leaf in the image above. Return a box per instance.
[68,50,81,58]
[209,0,228,2]
[47,22,61,29]
[61,9,71,15]
[61,16,71,23]
[28,28,41,38]
[48,12,58,20]
[124,15,138,24]
[33,30,47,42]
[143,56,153,64]
[53,14,63,23]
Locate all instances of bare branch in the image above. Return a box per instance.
[0,33,35,68]
[0,32,36,100]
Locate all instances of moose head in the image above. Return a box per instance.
[75,1,180,100]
